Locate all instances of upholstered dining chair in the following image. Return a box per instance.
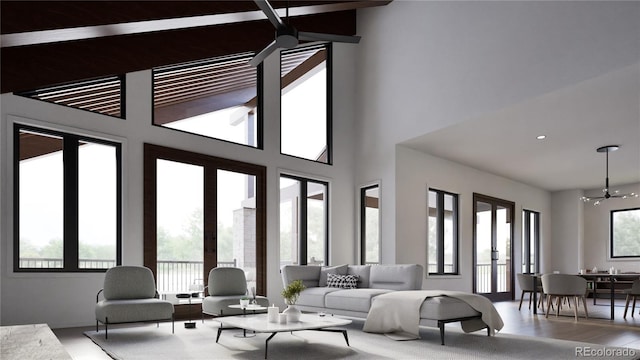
[623,279,640,319]
[201,267,270,318]
[516,273,545,312]
[541,273,588,321]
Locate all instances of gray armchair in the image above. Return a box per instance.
[541,273,588,321]
[202,267,269,317]
[95,266,174,338]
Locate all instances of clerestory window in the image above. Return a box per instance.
[280,44,332,163]
[153,53,262,148]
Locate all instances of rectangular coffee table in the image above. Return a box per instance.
[215,313,352,358]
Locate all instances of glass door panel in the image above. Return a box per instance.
[474,194,514,301]
[496,205,511,294]
[475,201,492,293]
[279,177,300,267]
[306,181,327,266]
[217,169,256,293]
[156,159,204,294]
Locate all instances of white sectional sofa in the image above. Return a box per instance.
[281,264,488,344]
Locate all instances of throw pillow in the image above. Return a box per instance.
[326,273,359,289]
[319,264,348,287]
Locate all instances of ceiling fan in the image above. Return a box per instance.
[249,0,361,67]
[580,145,638,206]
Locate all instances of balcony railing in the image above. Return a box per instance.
[19,258,237,293]
[476,263,508,293]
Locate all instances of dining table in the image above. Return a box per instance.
[531,272,640,320]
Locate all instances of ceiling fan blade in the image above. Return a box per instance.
[298,31,361,44]
[254,0,285,29]
[249,40,279,67]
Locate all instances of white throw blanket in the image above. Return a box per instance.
[363,290,504,340]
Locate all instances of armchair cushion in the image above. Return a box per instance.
[103,266,157,300]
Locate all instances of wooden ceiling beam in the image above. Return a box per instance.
[1,1,391,94]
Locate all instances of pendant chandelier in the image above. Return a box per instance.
[580,145,638,206]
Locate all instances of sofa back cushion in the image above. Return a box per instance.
[369,264,423,290]
[103,266,157,300]
[281,265,321,288]
[347,265,371,288]
[319,264,348,286]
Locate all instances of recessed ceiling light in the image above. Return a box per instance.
[536,135,546,140]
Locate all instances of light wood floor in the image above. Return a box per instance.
[53,299,640,359]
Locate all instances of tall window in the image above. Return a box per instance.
[281,44,331,163]
[153,53,262,148]
[14,124,122,271]
[522,209,540,273]
[279,174,328,267]
[611,207,640,258]
[144,144,267,295]
[428,189,458,275]
[360,184,380,265]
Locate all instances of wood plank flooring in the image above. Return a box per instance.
[52,300,640,359]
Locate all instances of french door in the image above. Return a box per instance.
[143,144,266,296]
[473,193,514,301]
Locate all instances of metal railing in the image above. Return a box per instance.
[476,263,508,293]
[19,258,237,293]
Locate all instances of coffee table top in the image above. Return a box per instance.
[216,313,351,333]
[228,304,267,311]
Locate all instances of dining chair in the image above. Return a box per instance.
[623,278,640,319]
[516,273,544,312]
[541,273,588,321]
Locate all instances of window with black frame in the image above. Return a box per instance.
[279,174,329,267]
[14,124,122,272]
[360,184,380,265]
[610,207,640,258]
[152,53,262,148]
[428,189,459,275]
[280,44,332,164]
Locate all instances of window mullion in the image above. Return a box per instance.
[63,136,79,271]
[299,181,308,265]
[436,193,445,274]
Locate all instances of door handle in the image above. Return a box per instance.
[491,248,499,261]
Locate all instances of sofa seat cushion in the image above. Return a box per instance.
[95,298,174,323]
[297,287,342,308]
[325,289,393,313]
[419,296,480,320]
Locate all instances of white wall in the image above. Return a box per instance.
[354,0,639,282]
[583,183,640,272]
[549,190,585,274]
[0,45,358,328]
[396,146,551,292]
